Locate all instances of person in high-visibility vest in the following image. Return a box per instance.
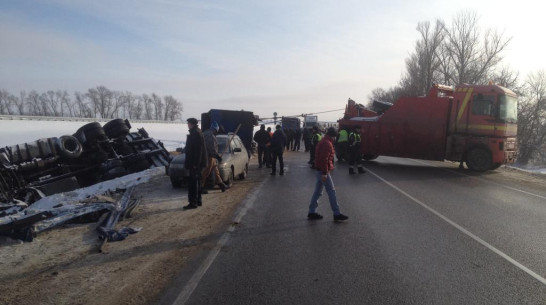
[336,127,348,162]
[348,125,366,174]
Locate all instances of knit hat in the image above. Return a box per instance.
[211,121,219,131]
[187,118,198,126]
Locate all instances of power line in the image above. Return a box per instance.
[259,108,345,121]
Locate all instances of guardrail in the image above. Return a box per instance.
[0,115,184,124]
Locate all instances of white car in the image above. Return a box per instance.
[168,134,249,188]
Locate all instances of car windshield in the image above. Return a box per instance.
[217,137,230,153]
[499,95,518,123]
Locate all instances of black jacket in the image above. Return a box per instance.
[253,128,271,147]
[185,126,208,170]
[270,129,287,152]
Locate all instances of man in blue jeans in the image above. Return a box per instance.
[308,127,349,221]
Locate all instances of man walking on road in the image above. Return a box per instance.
[308,127,349,221]
[184,118,208,209]
[270,125,287,176]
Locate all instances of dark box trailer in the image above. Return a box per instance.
[281,117,301,130]
[201,109,258,157]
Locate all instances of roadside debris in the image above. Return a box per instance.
[0,119,171,242]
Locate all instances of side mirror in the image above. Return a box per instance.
[234,147,242,153]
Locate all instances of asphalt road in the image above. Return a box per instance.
[167,151,546,305]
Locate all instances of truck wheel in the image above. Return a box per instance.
[104,119,131,139]
[55,135,82,159]
[491,163,502,170]
[238,164,248,180]
[466,148,492,172]
[362,154,378,161]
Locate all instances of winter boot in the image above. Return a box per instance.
[220,183,226,192]
[349,167,355,175]
[358,167,366,174]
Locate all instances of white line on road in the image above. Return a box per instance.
[411,159,546,201]
[171,177,269,305]
[364,166,546,286]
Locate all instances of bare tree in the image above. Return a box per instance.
[163,95,182,121]
[442,11,511,85]
[401,20,446,96]
[152,93,163,120]
[87,86,114,118]
[142,94,154,120]
[0,90,10,115]
[516,71,546,166]
[15,91,27,115]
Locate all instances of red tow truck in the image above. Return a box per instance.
[338,83,518,171]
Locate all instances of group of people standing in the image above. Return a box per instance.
[253,124,288,176]
[185,120,367,222]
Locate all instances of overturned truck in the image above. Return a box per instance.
[0,119,171,218]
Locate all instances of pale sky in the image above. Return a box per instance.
[0,0,543,121]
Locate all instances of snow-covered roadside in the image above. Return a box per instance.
[506,165,546,175]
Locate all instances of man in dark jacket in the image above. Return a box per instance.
[184,118,208,209]
[253,124,271,168]
[270,125,287,176]
[307,127,348,221]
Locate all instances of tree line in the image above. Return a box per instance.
[368,11,545,167]
[0,86,183,121]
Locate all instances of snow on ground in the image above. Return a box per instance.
[0,119,187,152]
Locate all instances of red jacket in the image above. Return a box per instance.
[314,136,335,174]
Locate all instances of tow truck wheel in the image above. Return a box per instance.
[466,148,492,172]
[362,154,378,161]
[491,163,502,170]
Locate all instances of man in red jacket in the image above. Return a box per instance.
[308,127,349,221]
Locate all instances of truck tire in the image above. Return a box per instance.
[74,122,106,147]
[491,163,502,170]
[55,135,82,159]
[104,119,131,139]
[466,148,492,172]
[362,154,378,161]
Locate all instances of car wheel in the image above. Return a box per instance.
[238,163,248,180]
[170,175,182,188]
[224,167,234,187]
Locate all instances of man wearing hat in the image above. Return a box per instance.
[307,127,349,221]
[201,121,229,193]
[184,118,208,209]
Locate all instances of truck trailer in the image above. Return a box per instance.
[338,83,518,171]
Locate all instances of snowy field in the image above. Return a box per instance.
[0,119,188,152]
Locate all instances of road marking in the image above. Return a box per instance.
[364,166,546,286]
[411,159,546,201]
[171,178,268,305]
